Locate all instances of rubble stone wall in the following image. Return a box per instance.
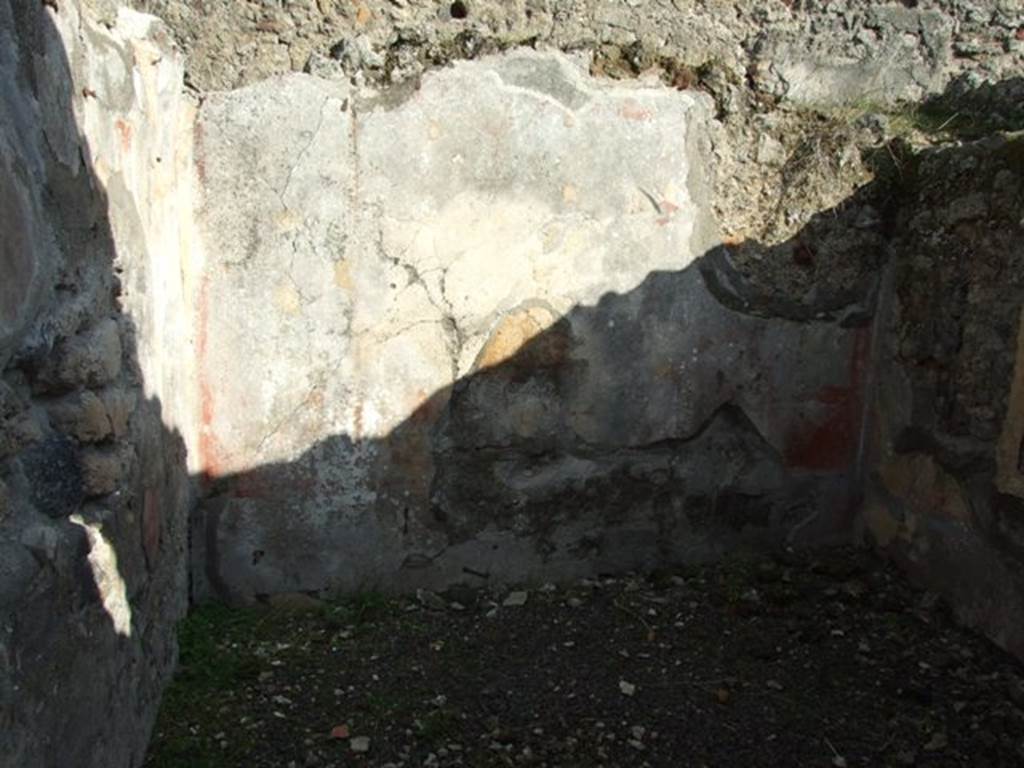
[0,1,195,765]
[864,132,1024,658]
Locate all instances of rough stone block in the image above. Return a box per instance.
[0,477,9,523]
[46,390,112,443]
[0,160,41,363]
[21,433,83,517]
[0,426,20,464]
[20,522,60,564]
[0,541,40,611]
[0,378,29,460]
[79,445,128,497]
[762,7,954,106]
[0,407,44,461]
[36,318,123,393]
[0,379,18,418]
[99,386,137,439]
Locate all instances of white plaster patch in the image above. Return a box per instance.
[195,50,714,472]
[70,514,133,637]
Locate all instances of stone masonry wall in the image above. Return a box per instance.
[864,132,1024,657]
[0,1,195,765]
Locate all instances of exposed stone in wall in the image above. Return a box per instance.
[130,0,1023,249]
[864,131,1024,657]
[131,0,1022,99]
[0,1,194,765]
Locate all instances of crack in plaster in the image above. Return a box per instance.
[377,231,464,383]
[279,95,331,210]
[253,380,321,455]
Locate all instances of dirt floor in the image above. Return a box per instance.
[144,547,1024,768]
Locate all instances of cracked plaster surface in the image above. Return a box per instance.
[196,50,712,474]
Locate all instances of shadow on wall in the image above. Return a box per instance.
[1,4,1022,763]
[1,2,189,766]
[194,73,1024,662]
[194,139,906,604]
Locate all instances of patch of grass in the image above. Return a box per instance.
[809,98,1023,143]
[415,707,459,743]
[719,570,748,605]
[146,603,267,767]
[362,689,423,719]
[998,132,1024,176]
[349,590,391,622]
[145,740,223,768]
[170,603,263,693]
[320,590,393,629]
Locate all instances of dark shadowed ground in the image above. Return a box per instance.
[146,546,1024,768]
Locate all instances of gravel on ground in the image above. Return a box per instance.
[145,547,1024,768]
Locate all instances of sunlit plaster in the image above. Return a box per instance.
[70,514,132,637]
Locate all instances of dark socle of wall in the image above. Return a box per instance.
[0,2,189,766]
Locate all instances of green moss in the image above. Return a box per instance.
[146,603,268,767]
[802,99,1023,143]
[320,590,394,631]
[996,132,1024,176]
[362,688,424,718]
[170,603,261,690]
[415,708,459,743]
[148,593,399,766]
[908,103,1022,141]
